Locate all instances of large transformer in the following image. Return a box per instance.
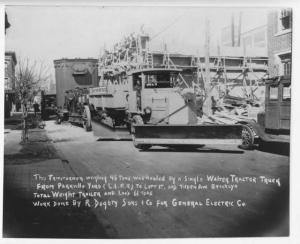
[89,68,195,127]
[54,58,98,108]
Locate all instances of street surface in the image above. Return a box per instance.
[3,120,289,238]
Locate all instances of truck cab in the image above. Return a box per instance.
[241,75,291,149]
[263,75,291,136]
[127,68,192,124]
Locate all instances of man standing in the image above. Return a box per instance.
[33,93,40,116]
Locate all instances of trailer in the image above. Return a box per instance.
[56,88,92,131]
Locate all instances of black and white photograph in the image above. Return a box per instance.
[1,1,297,241]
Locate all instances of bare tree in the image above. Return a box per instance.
[14,57,51,142]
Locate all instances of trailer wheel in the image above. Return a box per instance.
[240,124,255,150]
[130,115,143,134]
[56,116,62,124]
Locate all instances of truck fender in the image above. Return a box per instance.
[237,120,268,141]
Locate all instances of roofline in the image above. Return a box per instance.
[54,58,98,63]
[128,68,182,75]
[241,24,267,36]
[265,75,291,84]
[150,51,268,60]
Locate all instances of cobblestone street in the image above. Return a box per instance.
[3,121,290,238]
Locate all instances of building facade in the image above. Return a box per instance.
[267,9,292,78]
[5,51,17,118]
[221,25,239,47]
[221,24,267,56]
[264,9,292,132]
[241,25,267,50]
[54,58,98,107]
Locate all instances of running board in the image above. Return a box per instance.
[133,124,243,146]
[134,138,241,145]
[97,137,132,141]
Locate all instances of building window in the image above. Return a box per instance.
[253,31,266,48]
[5,77,12,90]
[279,9,292,31]
[243,36,252,48]
[269,86,278,100]
[277,52,291,76]
[283,61,291,76]
[283,84,291,101]
[254,31,265,43]
[5,61,8,77]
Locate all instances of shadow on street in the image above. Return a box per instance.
[255,141,290,157]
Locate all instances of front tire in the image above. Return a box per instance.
[131,115,152,150]
[130,115,143,134]
[240,124,255,150]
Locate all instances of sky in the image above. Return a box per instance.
[5,6,270,78]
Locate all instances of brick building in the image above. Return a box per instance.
[267,9,292,78]
[263,9,292,132]
[54,58,98,107]
[5,51,17,118]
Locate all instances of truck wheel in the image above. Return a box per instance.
[130,115,143,134]
[83,121,92,131]
[56,117,62,124]
[131,115,151,150]
[240,124,255,150]
[100,111,107,120]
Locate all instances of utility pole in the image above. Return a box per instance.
[163,42,169,68]
[231,13,235,47]
[203,17,212,115]
[196,50,201,87]
[237,12,242,47]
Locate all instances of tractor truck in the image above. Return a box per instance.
[89,67,244,150]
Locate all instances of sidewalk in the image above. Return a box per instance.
[3,127,107,238]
